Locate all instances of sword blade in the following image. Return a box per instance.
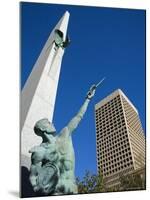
[96,77,106,88]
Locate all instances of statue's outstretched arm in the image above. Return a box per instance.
[67,98,90,134]
[66,86,96,135]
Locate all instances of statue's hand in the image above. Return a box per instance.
[86,85,96,100]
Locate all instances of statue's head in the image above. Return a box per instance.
[34,118,56,137]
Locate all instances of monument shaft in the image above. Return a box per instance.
[21,12,70,168]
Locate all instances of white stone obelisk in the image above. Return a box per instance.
[21,11,70,169]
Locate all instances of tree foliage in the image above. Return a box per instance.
[76,168,145,194]
[76,171,106,194]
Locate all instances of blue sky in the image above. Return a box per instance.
[21,2,146,179]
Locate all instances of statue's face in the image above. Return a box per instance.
[34,118,56,136]
[43,120,56,134]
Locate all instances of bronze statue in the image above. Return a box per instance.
[29,80,104,195]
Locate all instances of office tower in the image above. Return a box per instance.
[95,89,145,188]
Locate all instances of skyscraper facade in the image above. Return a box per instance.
[95,89,145,188]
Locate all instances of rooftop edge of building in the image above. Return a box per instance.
[95,88,138,114]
